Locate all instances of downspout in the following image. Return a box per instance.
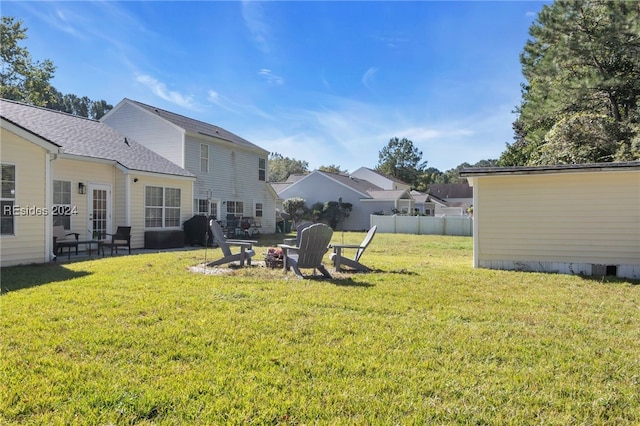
[46,153,56,261]
[125,172,131,226]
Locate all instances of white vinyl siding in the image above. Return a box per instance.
[470,169,640,278]
[130,175,192,248]
[105,101,276,232]
[101,101,185,167]
[1,129,49,266]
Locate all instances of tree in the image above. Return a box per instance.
[376,137,427,188]
[0,16,56,106]
[318,164,348,174]
[282,197,307,225]
[501,0,640,166]
[268,153,309,182]
[321,200,352,230]
[0,16,113,119]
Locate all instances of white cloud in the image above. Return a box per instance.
[258,69,284,86]
[361,67,378,91]
[136,74,195,109]
[242,1,271,53]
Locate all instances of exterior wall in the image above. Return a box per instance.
[102,102,185,167]
[184,135,276,232]
[52,158,116,240]
[472,170,640,279]
[279,173,374,231]
[53,159,194,250]
[129,174,193,249]
[0,129,50,266]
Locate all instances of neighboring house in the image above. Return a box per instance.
[410,183,473,216]
[351,167,411,191]
[0,99,195,267]
[102,99,277,232]
[410,191,434,215]
[460,162,640,279]
[276,170,414,231]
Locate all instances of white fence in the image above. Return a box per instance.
[371,215,473,236]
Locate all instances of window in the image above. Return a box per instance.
[53,180,71,229]
[226,200,243,215]
[200,144,209,173]
[210,201,218,220]
[145,186,181,228]
[258,158,266,181]
[165,188,181,227]
[1,164,15,235]
[195,199,209,215]
[255,202,263,218]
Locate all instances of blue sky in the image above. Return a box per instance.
[3,1,547,173]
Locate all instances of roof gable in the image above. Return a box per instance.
[118,99,268,154]
[0,99,193,178]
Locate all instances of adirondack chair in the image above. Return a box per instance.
[278,223,333,279]
[208,219,256,267]
[330,225,377,272]
[282,221,314,246]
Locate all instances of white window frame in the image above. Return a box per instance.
[254,201,263,218]
[200,144,209,173]
[195,198,209,216]
[53,180,72,229]
[258,157,266,181]
[145,186,181,228]
[226,200,244,216]
[1,163,16,236]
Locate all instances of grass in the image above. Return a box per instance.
[1,232,639,425]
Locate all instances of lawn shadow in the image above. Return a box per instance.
[577,274,640,285]
[378,268,420,276]
[1,262,92,294]
[300,274,375,288]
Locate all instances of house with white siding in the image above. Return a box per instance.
[275,170,413,231]
[460,162,640,280]
[0,99,195,267]
[102,99,278,233]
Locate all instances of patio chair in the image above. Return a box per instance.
[282,221,314,246]
[53,225,79,260]
[330,225,377,272]
[99,226,132,256]
[278,223,333,279]
[207,219,256,267]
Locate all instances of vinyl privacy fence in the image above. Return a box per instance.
[371,215,473,236]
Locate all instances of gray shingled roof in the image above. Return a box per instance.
[126,99,267,153]
[427,183,473,199]
[1,99,194,178]
[316,171,383,196]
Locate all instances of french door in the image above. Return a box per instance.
[88,183,111,240]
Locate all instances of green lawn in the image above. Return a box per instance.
[2,233,639,425]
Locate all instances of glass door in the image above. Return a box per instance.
[88,184,111,240]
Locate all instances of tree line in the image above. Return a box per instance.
[3,0,638,177]
[0,16,112,119]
